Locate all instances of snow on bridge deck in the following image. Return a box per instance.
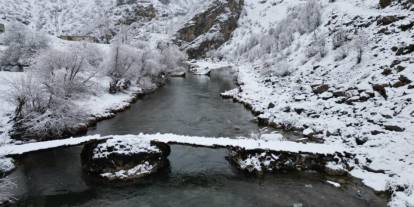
[0,133,345,157]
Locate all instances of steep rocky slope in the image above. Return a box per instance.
[213,0,414,206]
[0,0,214,43]
[176,0,244,58]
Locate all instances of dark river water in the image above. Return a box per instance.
[6,70,386,207]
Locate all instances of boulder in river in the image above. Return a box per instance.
[81,137,170,180]
[228,148,350,176]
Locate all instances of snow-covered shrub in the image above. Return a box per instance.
[334,45,349,61]
[332,27,348,50]
[32,45,98,99]
[158,42,188,72]
[7,74,48,120]
[306,31,327,58]
[235,0,322,65]
[261,60,292,77]
[80,43,104,68]
[106,43,144,93]
[0,23,48,70]
[8,45,99,139]
[290,0,322,34]
[352,31,368,64]
[107,41,187,93]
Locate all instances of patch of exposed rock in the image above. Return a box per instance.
[81,137,170,181]
[176,0,244,59]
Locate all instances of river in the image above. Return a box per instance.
[6,70,386,207]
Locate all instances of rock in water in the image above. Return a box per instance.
[228,148,349,176]
[81,137,170,181]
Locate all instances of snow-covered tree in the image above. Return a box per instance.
[332,27,348,50]
[106,44,143,93]
[158,42,188,72]
[306,30,327,58]
[33,45,98,100]
[352,31,368,64]
[0,23,48,69]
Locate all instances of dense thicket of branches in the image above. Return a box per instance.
[0,23,48,71]
[6,31,187,139]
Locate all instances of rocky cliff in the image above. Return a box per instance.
[176,0,243,59]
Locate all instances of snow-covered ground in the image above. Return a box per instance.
[211,0,414,206]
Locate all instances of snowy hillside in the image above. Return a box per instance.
[0,0,213,43]
[215,0,414,206]
[0,0,413,206]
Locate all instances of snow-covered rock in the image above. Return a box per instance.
[0,157,14,174]
[229,147,349,176]
[81,136,170,181]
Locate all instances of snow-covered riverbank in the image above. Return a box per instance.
[209,0,414,205]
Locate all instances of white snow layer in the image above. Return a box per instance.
[0,133,344,157]
[93,136,160,159]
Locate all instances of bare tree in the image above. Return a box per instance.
[106,44,143,93]
[0,23,48,69]
[159,42,188,72]
[28,44,100,105]
[352,30,368,64]
[306,30,327,58]
[332,27,348,50]
[7,74,47,120]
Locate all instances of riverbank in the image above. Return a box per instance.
[218,63,414,206]
[0,71,162,173]
[208,0,414,205]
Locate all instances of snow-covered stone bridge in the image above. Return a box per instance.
[1,133,351,180]
[0,133,345,157]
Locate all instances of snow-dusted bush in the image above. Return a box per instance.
[261,60,292,77]
[290,0,322,34]
[269,0,321,50]
[106,43,144,93]
[334,45,349,61]
[32,45,99,99]
[158,42,188,72]
[332,27,348,50]
[107,41,187,93]
[0,23,48,69]
[352,31,368,64]
[8,44,100,139]
[230,0,323,66]
[306,31,327,58]
[7,74,48,120]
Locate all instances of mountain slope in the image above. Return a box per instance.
[0,0,213,43]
